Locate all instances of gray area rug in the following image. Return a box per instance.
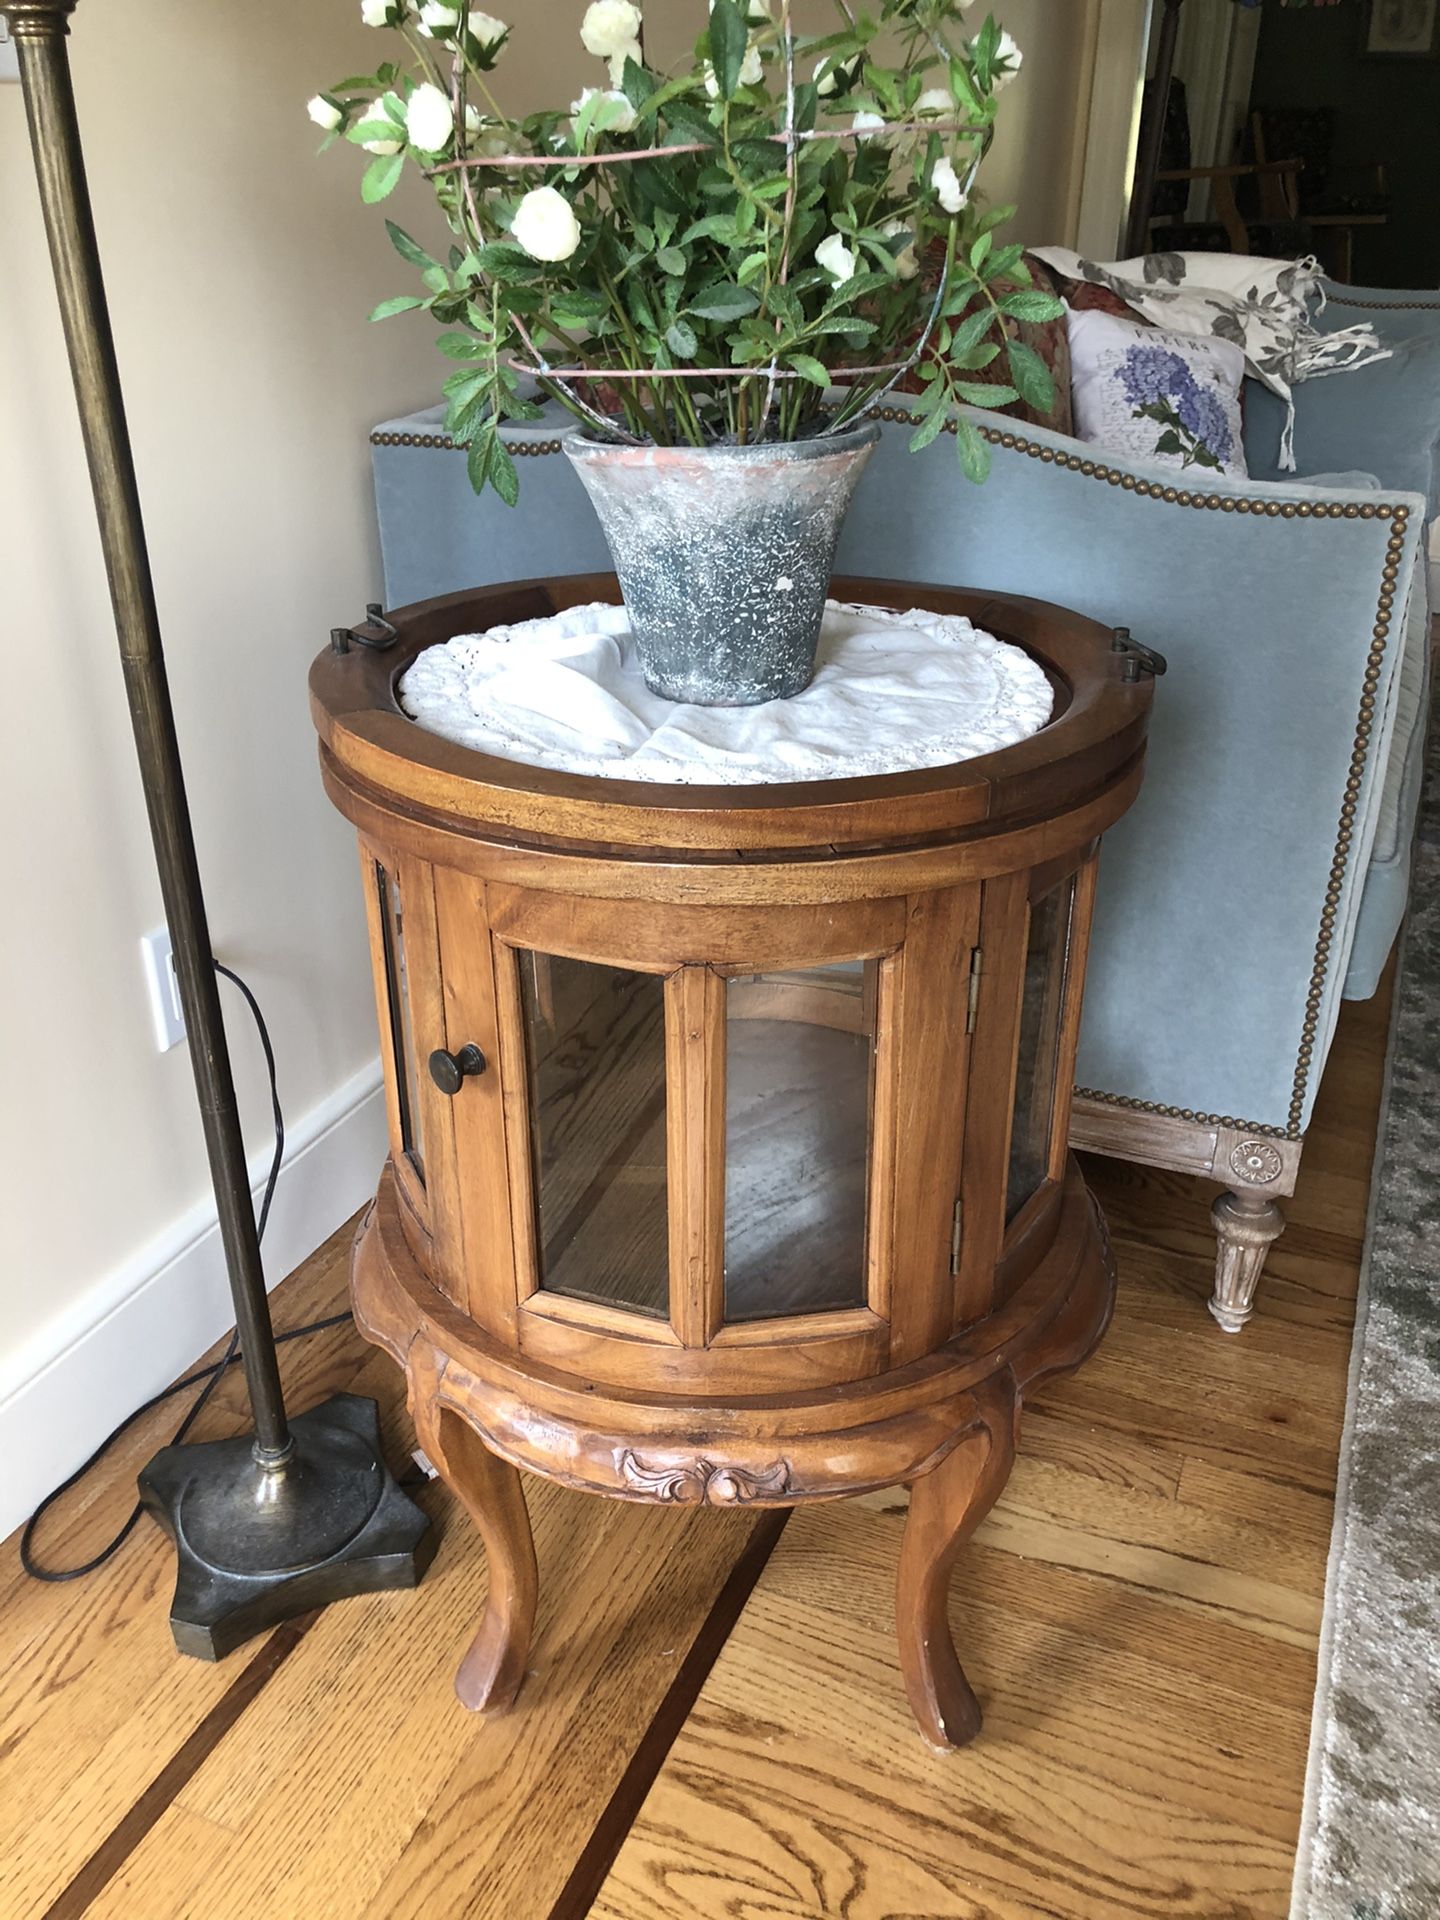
[1290,723,1440,1920]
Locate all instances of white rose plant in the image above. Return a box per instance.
[312,0,1051,502]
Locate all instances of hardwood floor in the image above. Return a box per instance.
[3,978,1390,1920]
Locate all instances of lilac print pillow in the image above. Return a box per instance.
[1066,306,1249,479]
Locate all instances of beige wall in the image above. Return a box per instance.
[0,1,1104,1457]
[0,0,435,1362]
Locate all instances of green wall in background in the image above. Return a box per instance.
[1251,3,1440,288]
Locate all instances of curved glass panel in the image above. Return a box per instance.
[376,862,424,1185]
[520,952,669,1318]
[723,961,877,1323]
[1006,879,1077,1224]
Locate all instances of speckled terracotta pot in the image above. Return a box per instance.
[565,423,881,706]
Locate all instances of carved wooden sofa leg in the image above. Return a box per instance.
[896,1376,1019,1751]
[409,1351,538,1714]
[1209,1189,1287,1334]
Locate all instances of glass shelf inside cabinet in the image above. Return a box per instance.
[723,961,878,1323]
[1006,878,1077,1224]
[519,953,669,1318]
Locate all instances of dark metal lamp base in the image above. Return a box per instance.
[138,1393,435,1661]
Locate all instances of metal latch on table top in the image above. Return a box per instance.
[1111,627,1168,683]
[331,604,400,655]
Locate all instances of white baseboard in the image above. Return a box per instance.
[1,1059,386,1544]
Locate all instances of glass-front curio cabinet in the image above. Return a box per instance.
[311,576,1155,1748]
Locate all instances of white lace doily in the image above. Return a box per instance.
[398,599,1053,786]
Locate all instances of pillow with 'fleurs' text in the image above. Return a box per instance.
[1066,305,1248,480]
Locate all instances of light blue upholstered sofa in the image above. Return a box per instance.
[368,279,1436,1333]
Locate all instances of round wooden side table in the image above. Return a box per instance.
[310,575,1155,1749]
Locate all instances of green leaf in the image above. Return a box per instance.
[998,290,1065,323]
[954,381,1019,408]
[686,282,760,322]
[666,318,699,360]
[1006,340,1054,413]
[466,428,493,494]
[655,247,688,276]
[436,331,485,358]
[947,306,996,359]
[975,202,1017,238]
[909,403,949,453]
[619,54,656,113]
[970,231,993,272]
[785,354,830,390]
[368,295,428,321]
[954,416,992,484]
[489,436,521,507]
[361,151,405,204]
[708,0,749,100]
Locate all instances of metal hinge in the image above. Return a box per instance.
[965,946,983,1034]
[950,1197,964,1276]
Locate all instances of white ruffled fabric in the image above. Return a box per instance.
[398,599,1054,786]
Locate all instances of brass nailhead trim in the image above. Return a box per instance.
[372,409,1411,1135]
[1073,1088,1295,1141]
[369,430,564,456]
[1286,512,1409,1130]
[1327,295,1440,311]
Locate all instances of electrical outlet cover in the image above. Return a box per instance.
[140,926,187,1051]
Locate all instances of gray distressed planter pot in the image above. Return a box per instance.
[565,423,881,706]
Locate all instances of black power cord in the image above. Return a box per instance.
[19,961,355,1583]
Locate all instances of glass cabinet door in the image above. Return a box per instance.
[1006,878,1077,1224]
[376,862,425,1185]
[723,961,878,1322]
[519,953,670,1318]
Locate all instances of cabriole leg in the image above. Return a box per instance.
[896,1379,1019,1751]
[1209,1188,1287,1334]
[416,1397,538,1713]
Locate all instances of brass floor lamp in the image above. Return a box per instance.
[6,0,433,1656]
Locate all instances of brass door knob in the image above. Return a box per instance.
[428,1045,487,1095]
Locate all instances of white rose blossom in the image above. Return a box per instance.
[710,0,770,18]
[851,108,886,138]
[405,81,455,152]
[307,94,343,131]
[704,41,763,95]
[815,232,857,285]
[580,0,641,58]
[814,59,838,97]
[914,87,952,117]
[881,218,919,281]
[359,93,405,152]
[571,86,638,135]
[416,0,460,36]
[360,0,395,25]
[985,29,1023,90]
[932,154,969,214]
[467,10,507,48]
[606,42,643,84]
[511,185,582,262]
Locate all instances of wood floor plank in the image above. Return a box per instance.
[1,975,1388,1920]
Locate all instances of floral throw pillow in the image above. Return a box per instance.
[1066,307,1248,479]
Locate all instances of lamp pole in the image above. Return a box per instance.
[7,0,432,1657]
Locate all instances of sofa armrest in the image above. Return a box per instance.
[832,409,1429,1138]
